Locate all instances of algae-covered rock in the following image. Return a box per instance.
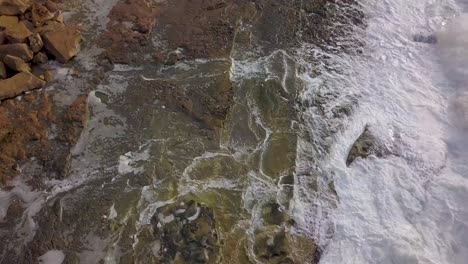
[151,199,220,263]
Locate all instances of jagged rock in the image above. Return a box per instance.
[43,69,53,82]
[3,54,30,72]
[27,33,43,52]
[34,20,65,34]
[0,15,18,27]
[0,61,6,78]
[4,20,31,43]
[346,126,386,166]
[0,71,45,100]
[43,26,80,63]
[31,4,53,27]
[0,0,30,16]
[19,19,33,30]
[32,51,47,64]
[0,43,33,61]
[0,15,32,43]
[44,0,58,12]
[0,31,4,44]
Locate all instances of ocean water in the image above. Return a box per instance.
[309,0,468,263]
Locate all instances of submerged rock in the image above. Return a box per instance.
[346,125,387,166]
[151,199,219,263]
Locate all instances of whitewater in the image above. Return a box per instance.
[313,0,468,263]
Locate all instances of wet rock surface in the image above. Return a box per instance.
[346,125,388,166]
[0,0,364,263]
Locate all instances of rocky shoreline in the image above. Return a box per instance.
[0,0,364,263]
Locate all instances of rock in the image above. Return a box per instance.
[31,4,53,27]
[0,31,5,44]
[27,33,43,52]
[19,19,33,30]
[32,51,47,64]
[43,69,53,82]
[4,20,31,43]
[0,15,18,28]
[53,11,63,23]
[34,20,65,34]
[0,0,30,16]
[44,0,58,12]
[0,71,45,100]
[3,54,30,72]
[0,43,33,61]
[0,61,6,78]
[346,125,387,166]
[43,26,81,63]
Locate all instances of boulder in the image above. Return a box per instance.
[43,26,81,63]
[3,54,30,72]
[346,125,387,166]
[31,4,53,27]
[0,71,45,100]
[34,21,65,34]
[28,33,43,52]
[19,19,33,31]
[0,15,18,28]
[4,20,32,43]
[0,0,30,16]
[32,51,47,64]
[0,61,6,78]
[0,43,33,61]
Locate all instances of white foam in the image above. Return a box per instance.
[38,250,65,264]
[310,0,468,263]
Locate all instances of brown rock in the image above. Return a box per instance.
[43,69,53,82]
[0,43,33,61]
[0,0,30,16]
[0,61,6,78]
[4,20,32,43]
[43,26,81,63]
[3,54,30,72]
[0,15,32,43]
[53,11,63,23]
[28,33,43,52]
[44,0,58,12]
[19,19,34,30]
[31,4,53,27]
[0,15,18,28]
[0,72,45,100]
[32,51,47,64]
[34,20,65,34]
[0,31,5,44]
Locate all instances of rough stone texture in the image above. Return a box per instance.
[3,54,30,72]
[100,0,157,63]
[346,126,387,166]
[30,3,53,26]
[0,15,32,43]
[0,71,44,100]
[0,0,31,16]
[27,32,43,52]
[32,51,47,64]
[0,43,33,61]
[43,26,81,63]
[0,61,6,78]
